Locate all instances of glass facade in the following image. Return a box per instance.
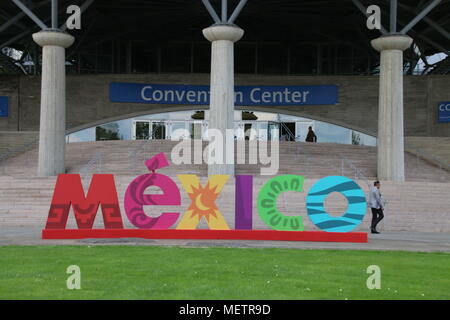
[66,110,377,146]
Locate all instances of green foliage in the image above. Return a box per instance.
[96,126,120,141]
[352,131,361,145]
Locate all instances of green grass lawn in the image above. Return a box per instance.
[0,246,449,300]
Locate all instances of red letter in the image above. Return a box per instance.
[45,174,123,229]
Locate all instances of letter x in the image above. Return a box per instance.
[176,175,230,230]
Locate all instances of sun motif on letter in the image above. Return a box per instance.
[188,183,219,222]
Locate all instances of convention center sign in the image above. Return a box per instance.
[42,153,368,243]
[109,82,339,106]
[0,96,8,118]
[438,101,450,123]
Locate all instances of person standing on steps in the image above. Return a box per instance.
[305,126,317,143]
[369,180,384,234]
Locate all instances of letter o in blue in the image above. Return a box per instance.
[306,176,367,232]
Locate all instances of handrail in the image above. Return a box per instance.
[128,138,150,171]
[280,122,297,141]
[79,152,102,181]
[279,123,372,187]
[340,155,371,188]
[404,143,450,172]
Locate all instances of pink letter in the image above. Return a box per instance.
[124,153,180,229]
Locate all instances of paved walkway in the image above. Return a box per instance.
[1,227,449,252]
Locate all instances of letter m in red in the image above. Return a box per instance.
[45,174,124,229]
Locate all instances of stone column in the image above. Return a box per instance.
[371,35,412,182]
[203,25,244,176]
[33,30,74,177]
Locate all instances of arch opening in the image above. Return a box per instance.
[66,109,377,146]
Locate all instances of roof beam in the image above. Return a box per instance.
[201,0,221,24]
[400,0,442,34]
[228,0,248,24]
[11,0,48,30]
[388,1,450,41]
[390,0,397,33]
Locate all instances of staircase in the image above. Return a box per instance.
[0,140,449,233]
[0,175,449,233]
[0,131,38,153]
[405,136,450,171]
[1,140,449,182]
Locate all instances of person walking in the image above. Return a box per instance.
[305,126,317,143]
[369,181,384,234]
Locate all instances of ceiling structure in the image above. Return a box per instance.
[0,0,449,75]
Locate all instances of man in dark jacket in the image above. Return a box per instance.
[305,126,317,142]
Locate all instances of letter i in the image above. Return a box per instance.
[235,175,253,230]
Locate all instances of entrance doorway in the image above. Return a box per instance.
[280,122,296,141]
[133,120,167,140]
[237,122,262,141]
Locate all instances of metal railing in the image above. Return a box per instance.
[339,155,371,188]
[128,138,152,172]
[404,144,450,182]
[279,122,351,177]
[405,144,450,171]
[79,152,103,183]
[279,122,300,154]
[279,122,374,194]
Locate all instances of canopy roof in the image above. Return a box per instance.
[0,0,449,75]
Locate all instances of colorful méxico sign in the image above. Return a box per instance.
[42,153,368,243]
[109,82,339,106]
[438,102,450,123]
[0,96,8,118]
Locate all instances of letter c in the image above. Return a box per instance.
[257,175,305,231]
[141,86,153,101]
[250,88,261,103]
[439,103,450,111]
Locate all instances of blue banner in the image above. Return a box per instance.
[438,102,450,123]
[0,96,8,118]
[109,82,338,106]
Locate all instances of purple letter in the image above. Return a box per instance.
[235,175,253,230]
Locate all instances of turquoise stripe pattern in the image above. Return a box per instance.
[306,176,367,232]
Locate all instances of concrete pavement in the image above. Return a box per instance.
[1,226,449,252]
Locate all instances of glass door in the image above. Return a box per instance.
[242,122,258,141]
[134,121,150,140]
[190,121,203,140]
[151,121,167,140]
[235,122,245,141]
[257,122,268,141]
[268,121,280,141]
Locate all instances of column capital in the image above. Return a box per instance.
[371,35,413,52]
[203,24,244,43]
[32,30,75,48]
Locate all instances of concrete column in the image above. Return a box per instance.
[203,25,244,176]
[371,35,412,182]
[33,30,74,177]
